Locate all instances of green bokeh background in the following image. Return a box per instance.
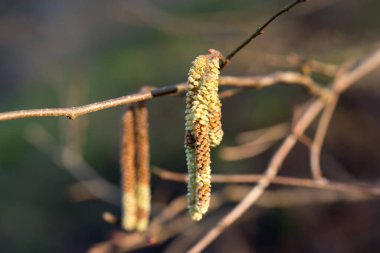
[1,0,380,252]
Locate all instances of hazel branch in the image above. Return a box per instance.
[152,167,380,196]
[310,97,338,180]
[0,72,328,122]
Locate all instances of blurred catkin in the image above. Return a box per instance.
[185,49,223,221]
[134,102,151,231]
[120,107,137,230]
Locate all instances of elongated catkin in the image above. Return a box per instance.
[120,107,137,230]
[185,49,223,221]
[134,102,151,232]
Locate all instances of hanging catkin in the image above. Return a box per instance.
[120,107,137,230]
[185,49,223,221]
[134,102,151,232]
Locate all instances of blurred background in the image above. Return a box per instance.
[1,0,380,252]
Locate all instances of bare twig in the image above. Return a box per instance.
[24,124,121,205]
[298,134,356,181]
[0,88,162,121]
[219,123,289,161]
[153,167,380,195]
[223,0,308,66]
[234,123,290,144]
[110,0,307,69]
[219,72,330,99]
[224,187,376,208]
[89,185,377,253]
[89,195,190,253]
[91,192,227,253]
[0,72,327,122]
[220,142,275,161]
[334,49,380,92]
[310,98,338,180]
[309,48,380,180]
[258,52,338,76]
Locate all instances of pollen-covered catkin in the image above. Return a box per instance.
[134,102,151,232]
[185,49,223,221]
[120,108,137,230]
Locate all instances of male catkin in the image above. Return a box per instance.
[134,102,151,232]
[120,108,137,230]
[185,49,223,221]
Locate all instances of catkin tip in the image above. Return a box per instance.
[136,184,151,231]
[122,192,137,230]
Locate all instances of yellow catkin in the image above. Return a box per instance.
[134,102,151,232]
[120,108,137,230]
[136,184,150,231]
[185,49,223,221]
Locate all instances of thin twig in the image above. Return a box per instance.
[153,167,380,195]
[257,52,338,76]
[223,0,308,66]
[24,124,121,205]
[219,123,289,161]
[309,48,380,180]
[93,191,229,253]
[220,142,274,161]
[334,49,380,92]
[0,89,158,121]
[310,97,338,180]
[234,122,290,144]
[219,72,330,99]
[224,187,376,210]
[89,185,377,253]
[91,196,190,253]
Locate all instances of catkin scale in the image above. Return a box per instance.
[185,49,223,221]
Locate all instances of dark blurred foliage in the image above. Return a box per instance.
[1,0,380,252]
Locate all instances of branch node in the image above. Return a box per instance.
[151,86,178,97]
